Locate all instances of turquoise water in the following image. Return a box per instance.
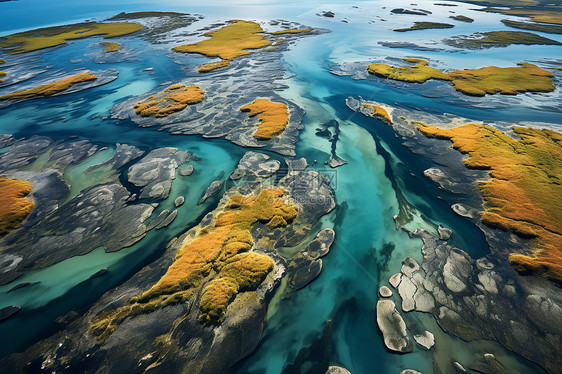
[0,0,560,372]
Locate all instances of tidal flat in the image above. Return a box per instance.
[0,1,561,373]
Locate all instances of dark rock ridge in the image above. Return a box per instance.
[127,147,191,200]
[2,183,154,281]
[287,228,335,290]
[282,320,333,374]
[376,299,413,353]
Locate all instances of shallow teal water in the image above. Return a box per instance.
[0,0,560,372]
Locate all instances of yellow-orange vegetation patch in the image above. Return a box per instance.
[240,98,289,140]
[0,176,34,236]
[367,59,555,96]
[0,71,97,100]
[362,103,393,125]
[99,41,120,52]
[0,22,144,54]
[417,123,562,284]
[90,188,298,343]
[133,84,205,117]
[172,20,273,72]
[0,59,5,83]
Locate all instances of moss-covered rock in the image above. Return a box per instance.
[240,98,289,140]
[133,84,205,117]
[0,22,143,54]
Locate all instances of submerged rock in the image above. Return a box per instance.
[287,228,335,290]
[89,268,108,279]
[0,306,21,321]
[376,299,413,353]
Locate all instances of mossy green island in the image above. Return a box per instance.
[367,58,556,96]
[393,22,455,32]
[0,22,144,53]
[444,30,562,49]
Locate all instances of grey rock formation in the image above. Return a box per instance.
[127,147,189,199]
[199,180,223,204]
[413,330,435,349]
[424,167,459,190]
[1,156,337,374]
[178,165,194,176]
[174,196,185,207]
[379,286,393,298]
[0,136,53,172]
[86,143,144,176]
[438,225,452,240]
[1,184,154,282]
[0,69,119,109]
[389,273,402,288]
[287,228,335,290]
[451,203,478,219]
[155,210,178,230]
[326,366,351,374]
[393,228,562,373]
[230,151,280,180]
[376,299,413,353]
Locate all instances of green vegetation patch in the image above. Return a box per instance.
[444,30,562,49]
[108,11,190,20]
[394,22,455,32]
[99,41,120,52]
[501,19,562,34]
[0,22,144,54]
[367,58,555,96]
[367,58,451,83]
[449,15,474,23]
